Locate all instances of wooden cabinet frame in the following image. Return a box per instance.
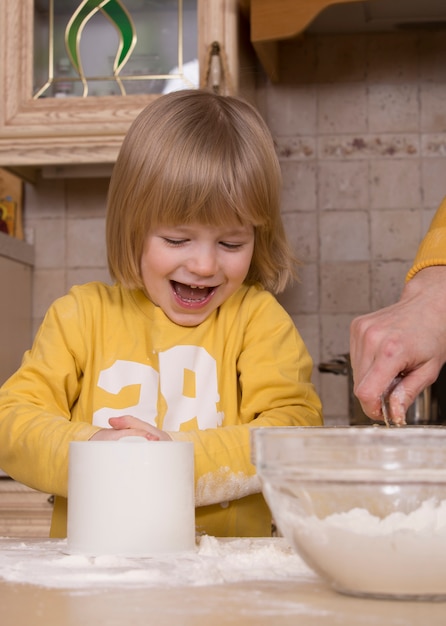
[0,0,239,170]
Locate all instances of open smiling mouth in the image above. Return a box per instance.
[171,281,216,304]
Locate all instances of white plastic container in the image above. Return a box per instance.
[67,439,195,556]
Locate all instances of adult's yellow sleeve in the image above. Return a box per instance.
[407,196,446,280]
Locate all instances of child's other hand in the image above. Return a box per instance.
[90,416,172,441]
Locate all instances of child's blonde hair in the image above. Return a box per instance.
[106,89,298,293]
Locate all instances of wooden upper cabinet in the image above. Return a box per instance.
[0,0,240,170]
[244,0,365,81]
[244,0,446,82]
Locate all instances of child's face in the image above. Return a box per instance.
[140,221,255,326]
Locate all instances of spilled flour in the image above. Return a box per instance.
[0,536,315,590]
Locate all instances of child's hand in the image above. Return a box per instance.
[90,415,172,441]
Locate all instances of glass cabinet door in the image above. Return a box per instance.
[0,0,239,170]
[33,0,199,99]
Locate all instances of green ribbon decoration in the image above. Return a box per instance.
[65,0,136,94]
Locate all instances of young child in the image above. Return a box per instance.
[0,90,323,538]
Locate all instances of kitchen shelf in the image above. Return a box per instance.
[0,232,34,266]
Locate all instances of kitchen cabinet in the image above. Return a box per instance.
[242,0,446,81]
[242,0,364,80]
[0,0,252,174]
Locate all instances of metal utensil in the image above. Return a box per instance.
[380,374,405,427]
[381,394,391,427]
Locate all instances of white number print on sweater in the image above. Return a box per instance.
[92,345,224,430]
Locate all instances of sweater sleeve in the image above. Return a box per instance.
[169,294,323,507]
[407,196,446,280]
[0,293,101,497]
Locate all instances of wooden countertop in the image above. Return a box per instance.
[0,537,445,625]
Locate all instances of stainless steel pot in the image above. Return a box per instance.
[318,354,446,426]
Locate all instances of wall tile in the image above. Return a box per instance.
[421,157,446,211]
[277,263,319,314]
[370,209,421,261]
[371,261,412,310]
[421,207,437,236]
[316,34,367,83]
[24,179,65,217]
[366,33,419,83]
[320,211,369,261]
[66,268,112,291]
[279,37,317,84]
[66,218,107,268]
[422,133,446,158]
[318,160,368,210]
[265,85,317,136]
[320,313,354,360]
[281,211,318,262]
[320,261,370,313]
[290,313,320,373]
[25,178,110,331]
[317,84,367,134]
[419,32,446,83]
[66,178,109,217]
[420,83,446,132]
[26,217,65,269]
[280,161,317,212]
[369,158,421,209]
[318,133,419,159]
[319,373,349,423]
[275,136,316,160]
[368,84,419,133]
[33,269,66,320]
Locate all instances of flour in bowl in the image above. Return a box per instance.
[285,497,446,598]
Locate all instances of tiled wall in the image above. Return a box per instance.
[24,176,111,330]
[23,31,446,424]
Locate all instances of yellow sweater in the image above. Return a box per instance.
[0,282,322,538]
[408,196,446,279]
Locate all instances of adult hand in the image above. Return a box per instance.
[350,266,446,422]
[90,415,172,441]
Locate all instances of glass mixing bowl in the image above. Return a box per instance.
[252,426,446,600]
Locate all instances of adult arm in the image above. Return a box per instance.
[350,197,446,422]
